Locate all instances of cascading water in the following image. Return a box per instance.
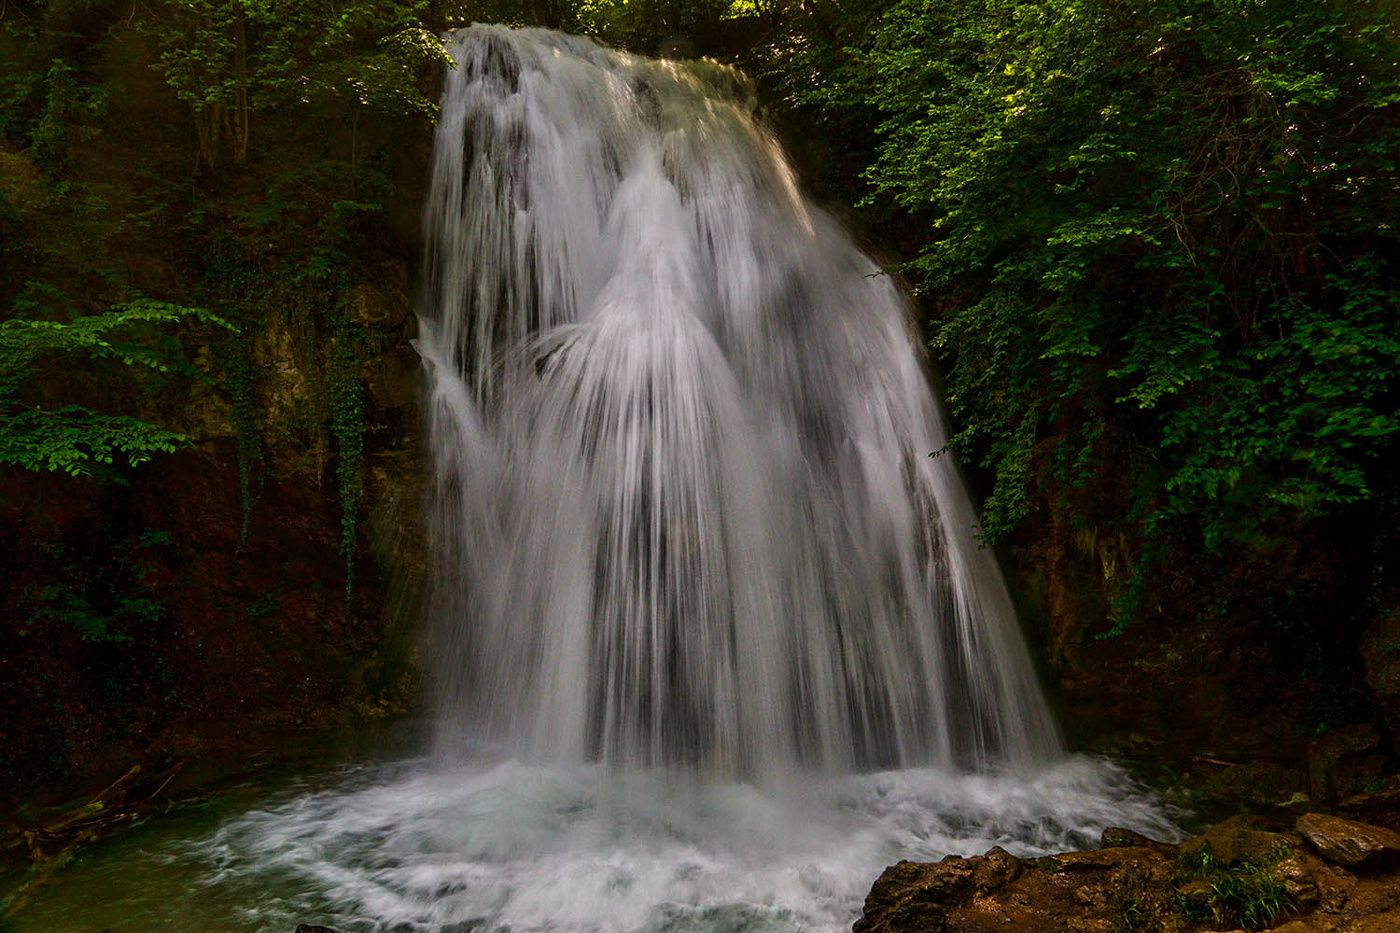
[419,26,1059,777]
[8,27,1183,933]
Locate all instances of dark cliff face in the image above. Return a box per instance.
[1000,486,1396,804]
[0,17,433,808]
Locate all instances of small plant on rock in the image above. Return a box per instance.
[1172,844,1292,930]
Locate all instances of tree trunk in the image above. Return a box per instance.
[233,11,250,163]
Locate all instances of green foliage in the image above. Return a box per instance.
[197,236,265,542]
[329,300,365,596]
[572,0,735,50]
[309,202,374,599]
[0,6,53,142]
[779,0,1400,624]
[24,584,129,643]
[1111,897,1145,933]
[184,156,385,587]
[15,529,173,646]
[433,0,762,49]
[221,321,264,542]
[1173,844,1292,930]
[0,0,416,786]
[30,59,80,171]
[146,0,450,166]
[0,300,233,476]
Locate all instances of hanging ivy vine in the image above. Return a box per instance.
[328,295,365,600]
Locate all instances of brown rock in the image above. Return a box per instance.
[363,344,420,410]
[1192,758,1306,808]
[1277,855,1321,912]
[0,142,46,211]
[1308,724,1383,804]
[1175,877,1214,912]
[1179,813,1298,866]
[1297,813,1400,871]
[971,846,1021,892]
[251,314,314,427]
[1054,848,1141,871]
[1100,826,1169,849]
[1346,911,1400,933]
[854,859,969,933]
[1362,606,1400,744]
[921,855,976,902]
[851,811,1400,933]
[348,280,410,329]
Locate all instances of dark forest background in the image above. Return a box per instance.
[1,0,1397,810]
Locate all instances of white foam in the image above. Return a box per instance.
[166,756,1179,933]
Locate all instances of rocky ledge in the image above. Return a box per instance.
[855,811,1400,933]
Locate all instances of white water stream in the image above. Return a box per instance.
[419,25,1058,777]
[11,26,1181,933]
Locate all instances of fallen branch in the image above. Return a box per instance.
[1,760,187,919]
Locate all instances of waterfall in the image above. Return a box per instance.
[418,26,1061,777]
[18,28,1177,933]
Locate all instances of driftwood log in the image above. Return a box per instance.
[1,761,186,919]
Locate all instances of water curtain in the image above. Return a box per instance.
[418,26,1060,777]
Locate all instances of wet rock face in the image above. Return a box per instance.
[0,248,427,800]
[1100,826,1171,850]
[855,811,1400,933]
[1178,813,1296,866]
[1307,724,1386,806]
[1361,607,1400,744]
[1298,813,1400,872]
[363,344,420,410]
[854,860,960,933]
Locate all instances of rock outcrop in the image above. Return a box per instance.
[1297,814,1400,873]
[856,810,1400,933]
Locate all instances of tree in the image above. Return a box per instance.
[0,300,231,476]
[773,0,1400,629]
[148,0,449,168]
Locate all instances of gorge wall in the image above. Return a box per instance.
[0,9,433,806]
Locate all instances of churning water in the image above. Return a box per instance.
[9,755,1179,933]
[10,26,1182,933]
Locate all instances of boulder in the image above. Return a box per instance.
[972,845,1021,891]
[1296,812,1400,871]
[363,344,420,410]
[853,858,971,933]
[1276,855,1321,912]
[1179,813,1296,865]
[347,272,411,330]
[853,810,1400,933]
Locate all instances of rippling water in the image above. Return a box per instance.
[13,755,1180,933]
